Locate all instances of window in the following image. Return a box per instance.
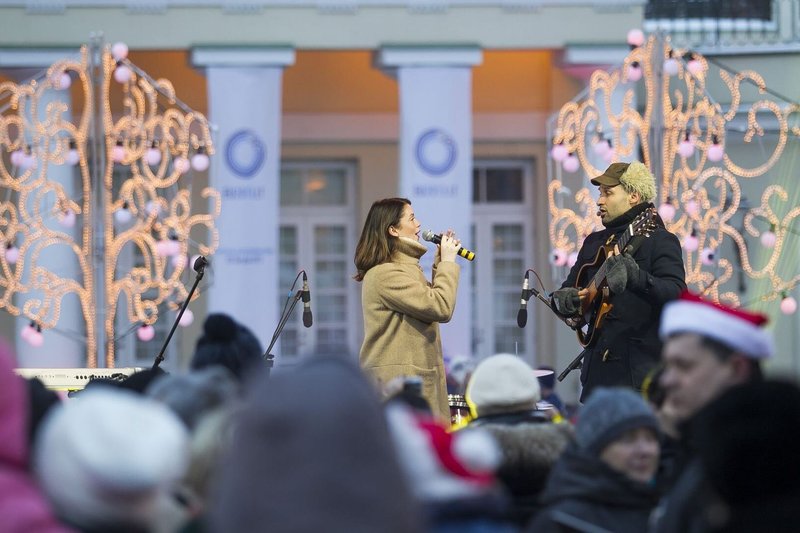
[278,161,358,362]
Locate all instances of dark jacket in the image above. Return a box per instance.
[470,414,573,526]
[559,203,686,401]
[528,444,661,533]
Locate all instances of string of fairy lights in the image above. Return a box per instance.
[0,40,220,367]
[547,31,800,315]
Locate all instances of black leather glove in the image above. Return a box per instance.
[605,253,641,294]
[552,287,581,316]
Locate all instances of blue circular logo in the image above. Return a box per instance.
[415,128,457,176]
[225,129,266,179]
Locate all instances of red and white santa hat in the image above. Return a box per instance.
[660,290,774,359]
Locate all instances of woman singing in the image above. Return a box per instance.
[354,198,460,421]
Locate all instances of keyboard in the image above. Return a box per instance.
[14,367,145,391]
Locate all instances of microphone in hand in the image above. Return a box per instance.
[302,272,313,328]
[421,230,476,261]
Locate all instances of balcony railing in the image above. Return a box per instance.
[644,0,800,50]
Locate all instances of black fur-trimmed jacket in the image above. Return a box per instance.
[558,202,686,401]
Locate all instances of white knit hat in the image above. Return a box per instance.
[466,353,542,416]
[34,387,189,530]
[660,291,774,359]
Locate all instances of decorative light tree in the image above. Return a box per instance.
[547,33,800,311]
[0,39,220,367]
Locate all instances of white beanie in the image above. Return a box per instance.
[660,291,774,359]
[34,387,189,530]
[466,353,541,416]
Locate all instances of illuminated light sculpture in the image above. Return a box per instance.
[547,34,800,310]
[0,40,220,366]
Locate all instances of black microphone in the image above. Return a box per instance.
[517,272,531,328]
[421,230,476,261]
[193,255,208,273]
[302,272,312,328]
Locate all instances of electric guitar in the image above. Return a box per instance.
[573,207,658,348]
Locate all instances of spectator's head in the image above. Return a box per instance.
[466,353,541,417]
[537,366,556,392]
[34,387,188,531]
[575,388,660,483]
[385,403,502,502]
[146,366,240,430]
[659,291,772,424]
[191,313,263,381]
[694,380,800,509]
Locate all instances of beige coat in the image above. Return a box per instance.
[359,237,460,421]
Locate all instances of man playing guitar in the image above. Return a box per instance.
[551,162,686,402]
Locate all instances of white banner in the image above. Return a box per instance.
[206,67,283,350]
[398,67,473,361]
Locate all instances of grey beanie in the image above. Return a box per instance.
[466,353,541,417]
[574,388,659,454]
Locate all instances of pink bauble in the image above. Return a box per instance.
[174,156,190,174]
[191,152,210,172]
[58,209,76,228]
[592,138,609,156]
[760,230,777,248]
[683,234,699,252]
[145,201,161,216]
[627,29,646,47]
[145,147,162,166]
[114,206,133,224]
[551,249,568,267]
[21,152,36,170]
[708,143,724,162]
[567,252,579,268]
[780,296,798,315]
[627,64,643,82]
[156,239,172,257]
[562,154,580,173]
[10,149,25,167]
[4,246,19,264]
[166,238,181,257]
[137,324,155,342]
[658,203,676,222]
[114,65,132,84]
[687,59,703,76]
[65,148,80,166]
[21,324,35,341]
[551,143,568,162]
[664,58,680,76]
[700,247,716,265]
[171,254,189,269]
[53,71,71,90]
[678,139,695,158]
[179,309,194,327]
[112,144,126,163]
[686,199,700,216]
[27,330,44,348]
[111,42,129,61]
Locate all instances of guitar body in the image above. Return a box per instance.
[574,245,616,348]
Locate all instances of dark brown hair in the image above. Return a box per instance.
[353,198,411,282]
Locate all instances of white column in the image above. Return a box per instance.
[192,47,295,351]
[378,46,482,362]
[0,49,84,367]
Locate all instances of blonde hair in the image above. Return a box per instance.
[620,161,657,204]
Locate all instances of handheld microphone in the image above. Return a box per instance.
[421,230,476,261]
[302,272,313,328]
[517,272,531,328]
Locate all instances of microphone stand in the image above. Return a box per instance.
[152,256,208,370]
[262,287,303,378]
[520,284,585,382]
